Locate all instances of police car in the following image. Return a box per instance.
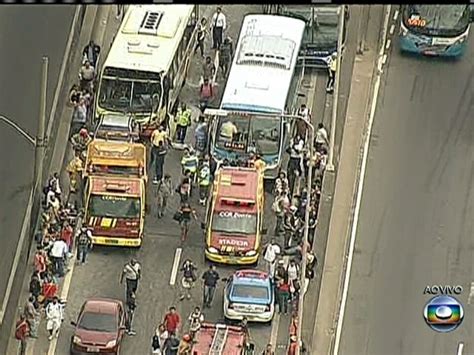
[223,270,274,323]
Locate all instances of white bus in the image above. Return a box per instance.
[206,14,305,179]
[95,5,198,135]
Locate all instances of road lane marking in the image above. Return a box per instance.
[385,39,391,50]
[393,10,399,21]
[467,282,474,304]
[389,24,395,35]
[457,342,464,355]
[170,248,182,286]
[382,54,388,65]
[332,5,392,355]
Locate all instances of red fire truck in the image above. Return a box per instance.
[192,323,253,355]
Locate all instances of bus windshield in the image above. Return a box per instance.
[212,211,257,235]
[98,78,161,114]
[88,195,141,219]
[402,5,470,37]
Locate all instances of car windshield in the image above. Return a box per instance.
[78,312,117,333]
[231,284,269,301]
[250,116,281,156]
[88,195,141,219]
[402,5,470,37]
[211,211,257,235]
[98,78,161,114]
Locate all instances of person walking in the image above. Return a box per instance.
[79,60,95,92]
[194,17,208,57]
[271,192,286,236]
[199,77,214,113]
[178,334,192,354]
[157,174,173,218]
[219,37,234,77]
[24,296,39,338]
[211,7,226,49]
[50,237,68,277]
[263,239,281,277]
[201,56,216,84]
[188,306,204,339]
[179,259,198,300]
[45,297,64,340]
[15,314,29,355]
[125,291,137,335]
[154,323,169,353]
[163,307,181,335]
[82,39,101,67]
[315,123,329,152]
[175,103,192,144]
[198,159,211,206]
[194,116,208,156]
[283,206,298,248]
[76,227,93,264]
[274,259,288,284]
[262,343,275,355]
[151,332,163,355]
[153,140,169,184]
[120,258,142,296]
[326,52,338,93]
[164,333,180,355]
[286,136,305,196]
[202,265,220,308]
[151,125,170,183]
[276,278,290,315]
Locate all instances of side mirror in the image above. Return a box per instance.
[70,321,77,327]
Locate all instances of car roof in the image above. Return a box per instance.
[82,298,122,315]
[99,114,132,128]
[232,269,270,287]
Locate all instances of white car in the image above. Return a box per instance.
[94,113,139,142]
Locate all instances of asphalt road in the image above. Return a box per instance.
[0,6,75,306]
[339,22,474,355]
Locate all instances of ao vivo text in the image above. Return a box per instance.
[423,285,463,295]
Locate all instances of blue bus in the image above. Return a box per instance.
[400,5,473,57]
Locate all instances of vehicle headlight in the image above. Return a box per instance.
[208,247,219,254]
[245,250,257,256]
[106,340,117,348]
[73,335,81,344]
[456,36,467,44]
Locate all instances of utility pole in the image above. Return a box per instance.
[326,6,345,172]
[34,57,48,195]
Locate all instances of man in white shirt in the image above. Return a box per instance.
[45,297,64,340]
[50,238,68,277]
[263,239,281,277]
[120,258,142,296]
[315,123,329,152]
[211,7,226,49]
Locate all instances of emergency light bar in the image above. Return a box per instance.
[221,198,255,206]
[235,270,268,279]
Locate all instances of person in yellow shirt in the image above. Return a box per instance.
[175,103,192,144]
[254,154,266,172]
[219,119,238,142]
[66,154,84,193]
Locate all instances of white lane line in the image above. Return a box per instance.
[382,54,388,65]
[385,39,391,51]
[457,342,464,355]
[393,10,399,21]
[467,282,474,304]
[332,5,391,355]
[389,24,395,35]
[169,248,182,286]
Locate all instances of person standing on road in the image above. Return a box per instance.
[79,60,95,92]
[125,291,137,336]
[120,258,142,295]
[198,159,211,206]
[326,52,338,93]
[219,36,234,77]
[188,306,204,339]
[194,115,208,157]
[153,140,169,184]
[76,227,93,264]
[199,77,214,113]
[24,296,39,338]
[211,7,226,50]
[315,122,329,153]
[194,17,208,57]
[271,192,286,236]
[286,136,305,196]
[201,56,216,84]
[202,265,220,308]
[45,296,64,340]
[157,174,173,218]
[151,125,170,183]
[179,259,198,300]
[276,278,290,315]
[15,314,29,355]
[164,333,180,355]
[263,239,281,277]
[50,237,68,277]
[175,103,192,144]
[262,343,275,355]
[163,306,181,336]
[82,40,101,67]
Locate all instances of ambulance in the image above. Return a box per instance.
[205,166,265,264]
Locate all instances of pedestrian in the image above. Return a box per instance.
[178,333,192,354]
[287,260,300,301]
[194,116,208,156]
[262,343,275,355]
[120,258,142,295]
[29,273,42,300]
[67,154,84,194]
[15,314,29,355]
[164,332,180,355]
[181,147,199,179]
[125,291,137,335]
[179,259,198,300]
[194,17,208,57]
[271,192,285,236]
[175,103,192,144]
[45,296,64,340]
[219,36,234,76]
[177,202,197,242]
[286,136,305,196]
[151,125,170,183]
[287,335,298,355]
[34,246,47,275]
[48,172,62,196]
[151,332,163,354]
[61,221,74,254]
[315,123,329,152]
[274,259,288,283]
[326,52,338,93]
[156,323,169,351]
[201,56,216,84]
[304,252,317,295]
[76,227,93,264]
[157,174,173,218]
[211,7,226,49]
[198,159,211,206]
[82,39,101,67]
[177,176,191,204]
[202,265,220,308]
[163,306,181,335]
[199,77,214,113]
[263,239,281,277]
[24,296,39,338]
[50,237,68,277]
[283,206,298,248]
[79,60,95,92]
[153,140,168,184]
[240,317,251,348]
[274,171,289,196]
[188,306,204,338]
[276,278,290,315]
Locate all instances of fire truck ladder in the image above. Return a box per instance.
[209,324,229,355]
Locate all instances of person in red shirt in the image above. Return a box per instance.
[199,77,214,113]
[163,306,181,335]
[287,336,298,355]
[289,315,298,337]
[61,221,74,251]
[34,246,47,274]
[15,314,29,355]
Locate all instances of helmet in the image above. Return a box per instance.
[183,334,191,342]
[79,128,88,137]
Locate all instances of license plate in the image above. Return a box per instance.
[87,346,99,352]
[423,50,437,56]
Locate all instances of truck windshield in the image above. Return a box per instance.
[402,5,470,37]
[88,195,141,219]
[211,211,257,235]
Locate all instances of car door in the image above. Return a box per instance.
[117,303,125,342]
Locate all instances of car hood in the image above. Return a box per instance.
[210,232,256,252]
[86,217,140,237]
[75,328,117,346]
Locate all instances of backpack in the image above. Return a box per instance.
[78,232,89,246]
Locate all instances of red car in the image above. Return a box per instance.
[70,298,127,354]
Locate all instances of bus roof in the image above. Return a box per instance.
[192,323,246,355]
[221,14,305,114]
[89,176,142,196]
[86,140,146,169]
[102,4,194,75]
